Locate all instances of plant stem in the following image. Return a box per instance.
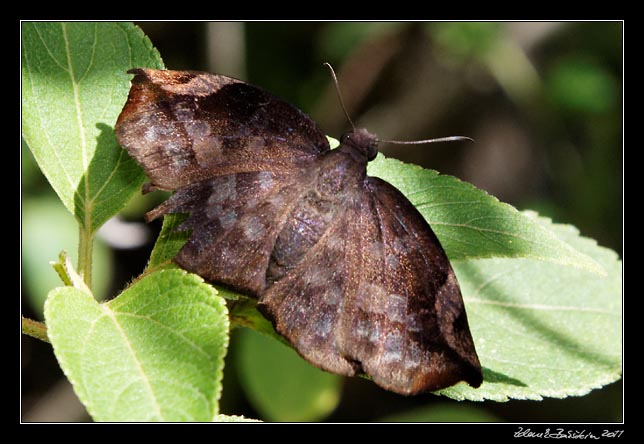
[22,316,49,343]
[77,225,93,290]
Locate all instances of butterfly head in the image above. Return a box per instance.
[340,128,379,162]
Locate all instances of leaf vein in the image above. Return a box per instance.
[22,25,78,197]
[100,305,164,419]
[468,264,524,298]
[88,148,129,208]
[431,221,554,248]
[115,312,213,361]
[466,297,618,315]
[32,23,69,72]
[415,200,485,209]
[75,23,98,83]
[62,22,92,231]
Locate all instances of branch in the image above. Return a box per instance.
[22,316,50,343]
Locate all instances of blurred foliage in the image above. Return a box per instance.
[22,21,622,423]
[546,56,617,114]
[380,402,502,422]
[430,22,503,59]
[21,195,113,317]
[22,147,113,318]
[235,329,342,421]
[319,22,404,60]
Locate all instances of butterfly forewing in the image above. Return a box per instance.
[116,69,330,191]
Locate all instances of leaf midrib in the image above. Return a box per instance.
[62,22,92,232]
[96,304,164,420]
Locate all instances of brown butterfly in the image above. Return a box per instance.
[115,68,482,395]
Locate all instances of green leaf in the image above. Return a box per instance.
[21,22,164,233]
[437,211,622,401]
[229,297,284,341]
[142,152,614,402]
[44,269,230,422]
[145,149,601,273]
[368,154,604,274]
[326,135,339,149]
[146,213,190,271]
[236,329,342,422]
[379,403,501,422]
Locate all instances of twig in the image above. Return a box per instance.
[22,316,49,343]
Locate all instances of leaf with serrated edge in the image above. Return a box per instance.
[143,151,615,401]
[45,269,229,421]
[368,155,603,274]
[437,211,621,401]
[21,22,164,233]
[147,152,603,289]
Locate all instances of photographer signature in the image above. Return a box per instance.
[514,427,623,439]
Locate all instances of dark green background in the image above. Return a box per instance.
[22,21,622,422]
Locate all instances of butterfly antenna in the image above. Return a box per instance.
[378,136,475,145]
[323,62,356,131]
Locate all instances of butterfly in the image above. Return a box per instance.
[115,68,482,395]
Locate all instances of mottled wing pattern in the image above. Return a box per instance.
[116,69,329,191]
[258,198,358,377]
[258,175,482,395]
[116,68,331,296]
[337,177,482,394]
[116,68,481,395]
[146,169,307,296]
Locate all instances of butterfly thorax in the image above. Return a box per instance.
[339,128,378,162]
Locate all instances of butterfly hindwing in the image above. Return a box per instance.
[336,177,482,394]
[148,169,310,296]
[258,209,357,377]
[256,151,482,395]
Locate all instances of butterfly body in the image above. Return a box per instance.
[116,68,482,395]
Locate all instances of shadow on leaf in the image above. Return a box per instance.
[457,260,619,372]
[482,367,527,386]
[73,123,145,234]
